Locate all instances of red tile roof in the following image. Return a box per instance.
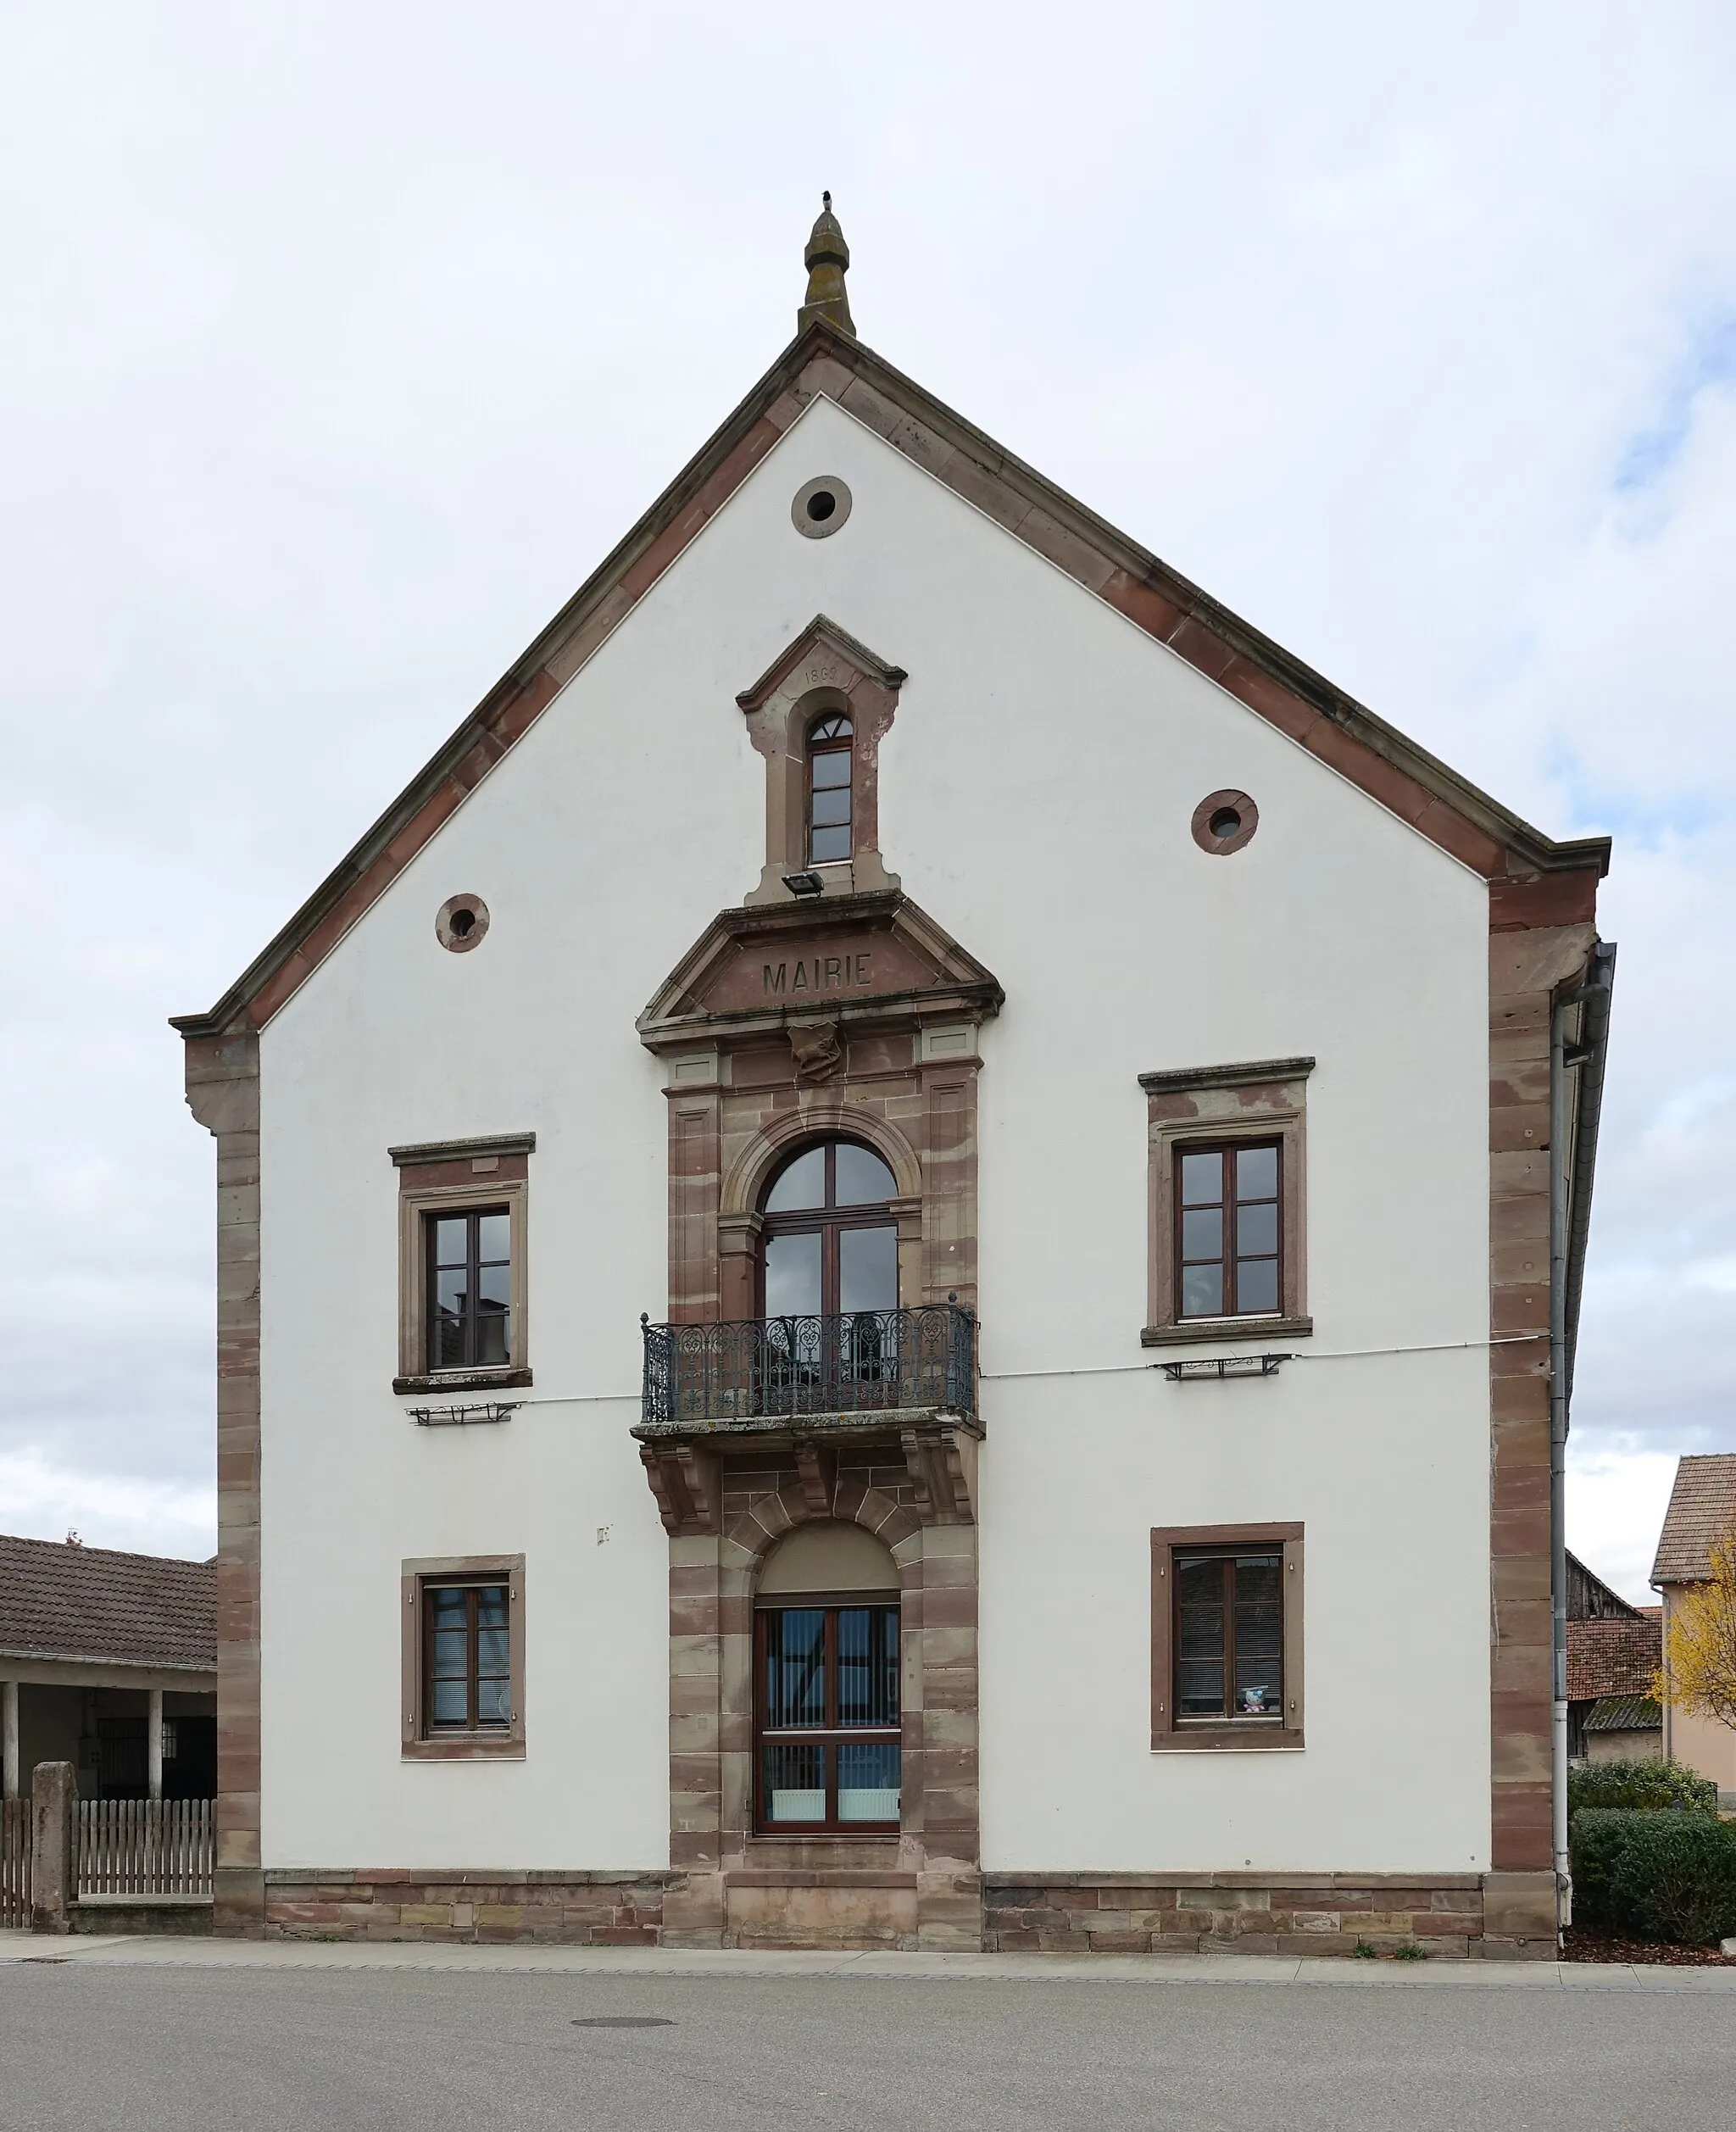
[1650,1454,1736,1584]
[0,1534,215,1672]
[1566,1613,1661,1700]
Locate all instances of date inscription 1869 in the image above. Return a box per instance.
[764,953,872,996]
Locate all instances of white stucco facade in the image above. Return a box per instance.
[252,389,1495,1884]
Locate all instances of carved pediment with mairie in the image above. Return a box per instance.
[637,890,1002,1051]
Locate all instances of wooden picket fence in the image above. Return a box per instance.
[1,1798,30,1927]
[77,1798,212,1901]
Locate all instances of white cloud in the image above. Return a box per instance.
[1567,1437,1683,1606]
[0,1449,214,1563]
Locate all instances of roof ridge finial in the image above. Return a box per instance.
[798,190,855,340]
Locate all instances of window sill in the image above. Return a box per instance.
[1151,1727,1304,1753]
[740,1836,907,1864]
[1141,1316,1312,1349]
[402,1734,526,1762]
[393,1367,532,1394]
[749,1826,902,1841]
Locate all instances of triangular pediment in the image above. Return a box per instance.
[734,615,906,715]
[637,891,1002,1049]
[176,314,1605,1044]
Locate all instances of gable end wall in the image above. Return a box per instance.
[176,330,1606,1947]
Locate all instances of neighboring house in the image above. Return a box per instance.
[1582,1695,1663,1762]
[172,206,1616,1957]
[1566,1549,1646,1624]
[0,1534,217,1804]
[1651,1453,1736,1807]
[1564,1549,1661,1762]
[1565,1593,1661,1763]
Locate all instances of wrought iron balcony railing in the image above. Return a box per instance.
[640,1304,977,1431]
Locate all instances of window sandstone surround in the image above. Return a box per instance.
[400,1554,526,1762]
[633,889,1000,1948]
[1139,1059,1312,1346]
[637,893,1001,1333]
[736,615,904,905]
[1151,1524,1304,1751]
[391,1135,533,1393]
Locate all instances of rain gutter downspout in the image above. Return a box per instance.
[1549,937,1616,1929]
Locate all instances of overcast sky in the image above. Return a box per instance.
[2,2,1732,1598]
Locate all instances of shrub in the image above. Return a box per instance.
[1570,1810,1660,1925]
[1570,1806,1736,1944]
[1566,1757,1717,1816]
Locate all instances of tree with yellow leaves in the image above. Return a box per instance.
[1656,1525,1736,1732]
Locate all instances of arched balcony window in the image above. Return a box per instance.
[757,1138,899,1410]
[806,714,853,865]
[760,1138,898,1317]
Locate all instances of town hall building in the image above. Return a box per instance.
[175,203,1614,1956]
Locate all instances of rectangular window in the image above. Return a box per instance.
[425,1581,512,1730]
[1177,1142,1281,1319]
[1174,1550,1283,1717]
[1151,1524,1303,1750]
[754,1602,900,1831]
[392,1136,532,1393]
[401,1555,526,1760]
[1139,1060,1311,1346]
[427,1207,512,1371]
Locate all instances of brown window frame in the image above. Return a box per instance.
[392,1137,532,1394]
[422,1579,512,1734]
[806,712,854,866]
[1175,1140,1282,1322]
[1151,1523,1304,1751]
[752,1595,901,1834]
[401,1554,526,1761]
[1139,1060,1312,1347]
[424,1204,513,1373]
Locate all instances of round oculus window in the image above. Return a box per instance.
[436,893,490,952]
[792,476,852,538]
[1191,790,1259,856]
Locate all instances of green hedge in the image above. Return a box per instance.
[1571,1807,1736,1945]
[1566,1758,1717,1815]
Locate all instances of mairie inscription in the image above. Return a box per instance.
[695,926,938,1016]
[763,952,873,997]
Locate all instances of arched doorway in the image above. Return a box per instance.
[754,1520,901,1833]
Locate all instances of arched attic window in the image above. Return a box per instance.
[806,713,853,865]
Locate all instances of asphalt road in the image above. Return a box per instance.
[3,1963,1732,2131]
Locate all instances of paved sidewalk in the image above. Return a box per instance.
[4,1929,1734,1990]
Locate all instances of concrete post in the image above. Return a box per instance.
[30,1760,77,1934]
[2,1680,18,1801]
[147,1689,164,1802]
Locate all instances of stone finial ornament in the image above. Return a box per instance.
[798,191,854,338]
